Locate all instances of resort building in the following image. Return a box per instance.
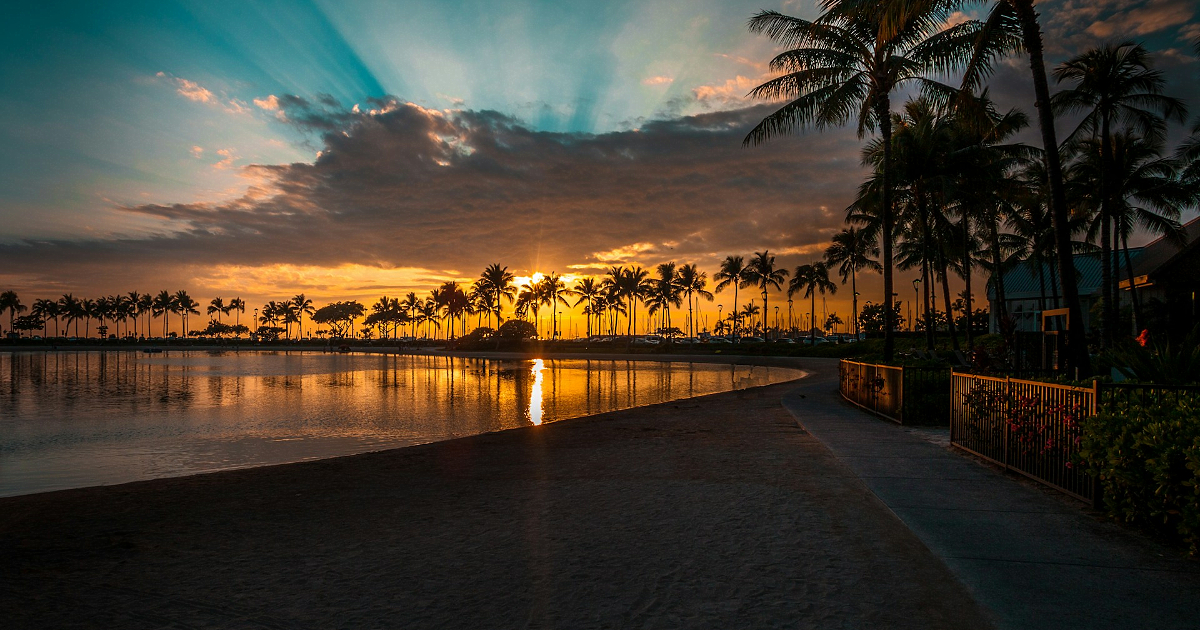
[986,217,1200,335]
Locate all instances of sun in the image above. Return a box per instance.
[531,272,545,283]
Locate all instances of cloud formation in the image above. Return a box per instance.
[0,97,864,301]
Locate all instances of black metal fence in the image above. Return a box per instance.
[840,360,904,422]
[950,373,1097,502]
[838,360,950,425]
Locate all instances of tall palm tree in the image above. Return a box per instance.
[80,298,97,339]
[1071,132,1190,332]
[478,263,516,327]
[291,294,315,340]
[790,262,838,343]
[620,266,651,336]
[31,298,57,338]
[538,273,574,339]
[208,297,226,323]
[151,291,173,337]
[825,230,881,336]
[714,255,749,339]
[676,263,713,338]
[950,0,1096,371]
[743,251,788,338]
[1051,41,1187,344]
[0,290,25,335]
[174,291,199,337]
[57,294,81,337]
[652,263,682,334]
[745,1,965,359]
[738,303,761,335]
[572,277,602,338]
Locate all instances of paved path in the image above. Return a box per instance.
[784,358,1200,630]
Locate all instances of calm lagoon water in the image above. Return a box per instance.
[0,351,803,497]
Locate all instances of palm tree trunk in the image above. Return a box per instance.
[989,224,1009,326]
[1012,0,1090,374]
[1037,257,1048,312]
[877,96,896,361]
[962,217,974,350]
[851,269,858,336]
[810,293,816,343]
[938,247,960,352]
[923,263,933,349]
[1122,233,1142,333]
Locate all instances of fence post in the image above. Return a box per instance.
[948,371,956,443]
[899,366,905,424]
[1003,376,1011,471]
[1091,379,1102,509]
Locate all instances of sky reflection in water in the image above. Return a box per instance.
[0,351,802,497]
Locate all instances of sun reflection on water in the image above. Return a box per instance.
[529,358,545,425]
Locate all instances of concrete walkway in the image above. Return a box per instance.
[784,358,1200,630]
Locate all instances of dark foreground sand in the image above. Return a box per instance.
[1,381,992,629]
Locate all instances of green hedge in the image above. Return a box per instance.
[1079,398,1200,555]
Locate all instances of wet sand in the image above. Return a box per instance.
[1,379,992,629]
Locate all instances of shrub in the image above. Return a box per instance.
[1079,398,1200,555]
[495,320,537,340]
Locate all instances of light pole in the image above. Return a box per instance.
[853,291,861,336]
[774,306,779,339]
[717,304,723,336]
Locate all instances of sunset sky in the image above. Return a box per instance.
[1,0,1197,333]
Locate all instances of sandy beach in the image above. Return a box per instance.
[1,374,992,629]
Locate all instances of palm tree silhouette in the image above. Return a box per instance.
[208,297,226,324]
[825,228,880,336]
[790,262,838,343]
[291,294,314,341]
[0,290,25,336]
[572,277,603,338]
[714,256,749,339]
[1051,41,1187,344]
[745,0,986,357]
[31,298,57,338]
[151,291,172,337]
[738,303,761,336]
[1070,132,1190,332]
[676,263,713,338]
[228,297,246,335]
[744,251,788,339]
[478,264,516,327]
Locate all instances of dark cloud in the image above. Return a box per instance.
[0,98,866,297]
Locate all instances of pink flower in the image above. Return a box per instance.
[1137,329,1151,347]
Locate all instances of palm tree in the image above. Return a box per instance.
[31,298,57,337]
[745,2,966,359]
[950,0,1096,371]
[824,227,881,336]
[291,294,315,340]
[0,290,25,335]
[572,277,603,338]
[537,273,573,339]
[738,303,761,335]
[149,291,170,336]
[619,266,650,336]
[743,251,788,338]
[80,298,96,339]
[652,263,682,334]
[1071,132,1190,332]
[790,263,838,343]
[174,291,199,337]
[714,255,749,339]
[478,264,516,327]
[208,297,226,324]
[676,263,713,338]
[1051,41,1187,344]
